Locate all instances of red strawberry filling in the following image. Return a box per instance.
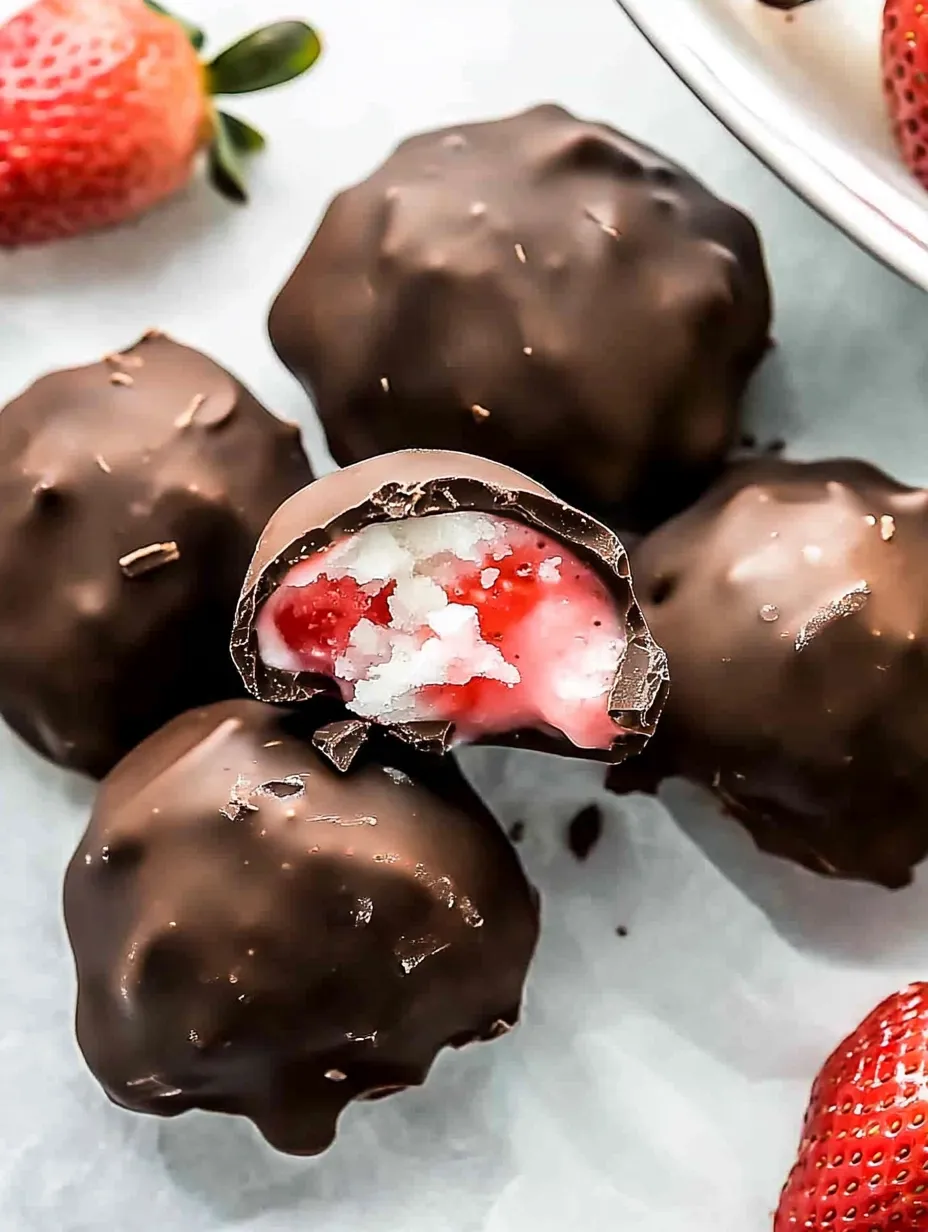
[256,511,627,750]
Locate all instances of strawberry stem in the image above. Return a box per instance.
[219,112,267,155]
[145,6,323,207]
[206,23,322,96]
[208,110,250,203]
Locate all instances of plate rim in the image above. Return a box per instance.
[615,0,928,293]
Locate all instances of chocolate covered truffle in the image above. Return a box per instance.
[64,700,540,1155]
[609,459,928,888]
[269,104,771,529]
[232,450,668,767]
[0,332,312,777]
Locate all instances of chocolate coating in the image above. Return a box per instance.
[269,104,771,529]
[608,459,928,888]
[0,333,312,777]
[64,700,539,1155]
[231,449,669,767]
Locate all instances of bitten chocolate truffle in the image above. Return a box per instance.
[608,459,928,888]
[0,332,312,777]
[64,700,540,1155]
[231,450,668,768]
[268,104,771,529]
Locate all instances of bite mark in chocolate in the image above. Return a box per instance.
[232,450,668,767]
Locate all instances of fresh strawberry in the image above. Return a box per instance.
[0,0,321,245]
[882,0,928,189]
[776,983,928,1231]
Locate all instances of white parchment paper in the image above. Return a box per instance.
[2,0,928,1228]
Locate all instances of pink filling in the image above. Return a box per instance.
[256,512,626,750]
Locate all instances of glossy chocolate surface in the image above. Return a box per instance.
[609,459,928,887]
[269,104,771,529]
[0,333,312,776]
[232,450,668,766]
[64,700,540,1155]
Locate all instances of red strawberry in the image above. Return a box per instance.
[882,0,928,189]
[776,983,928,1231]
[0,0,321,245]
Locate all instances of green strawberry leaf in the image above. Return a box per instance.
[219,111,267,155]
[143,0,206,52]
[207,22,322,96]
[208,111,250,204]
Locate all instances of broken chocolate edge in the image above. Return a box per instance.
[231,472,669,767]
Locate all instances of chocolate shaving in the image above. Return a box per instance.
[118,542,181,579]
[174,394,208,430]
[104,352,145,370]
[312,719,372,772]
[584,208,620,239]
[254,775,306,800]
[794,582,870,653]
[220,774,260,822]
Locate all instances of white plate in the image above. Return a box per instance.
[617,0,928,290]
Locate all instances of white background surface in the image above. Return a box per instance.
[3,1,928,1229]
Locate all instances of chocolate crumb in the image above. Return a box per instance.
[567,804,603,861]
[119,542,181,578]
[616,925,628,937]
[508,820,526,844]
